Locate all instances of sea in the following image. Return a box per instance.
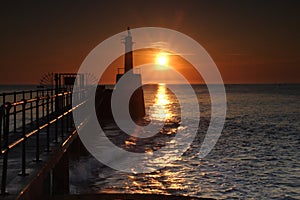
[1,84,299,199]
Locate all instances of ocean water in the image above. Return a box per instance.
[69,84,300,199]
[1,84,299,199]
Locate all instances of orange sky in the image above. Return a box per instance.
[99,49,204,84]
[0,1,299,84]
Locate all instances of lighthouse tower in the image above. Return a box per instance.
[115,27,145,120]
[124,27,133,73]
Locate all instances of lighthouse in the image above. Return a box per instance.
[96,27,145,122]
[115,27,145,120]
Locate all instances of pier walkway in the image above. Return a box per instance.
[0,88,87,199]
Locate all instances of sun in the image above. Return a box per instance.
[156,53,168,65]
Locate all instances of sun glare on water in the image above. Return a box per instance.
[149,83,171,121]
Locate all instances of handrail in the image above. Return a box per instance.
[0,88,54,97]
[0,88,87,195]
[0,88,56,135]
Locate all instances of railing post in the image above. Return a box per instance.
[42,90,45,119]
[51,89,54,114]
[1,102,11,195]
[46,89,49,119]
[0,105,3,150]
[2,94,5,139]
[66,93,70,132]
[69,92,73,129]
[61,93,64,139]
[54,93,58,143]
[30,90,33,125]
[45,95,51,152]
[13,92,16,133]
[33,97,41,162]
[19,99,28,176]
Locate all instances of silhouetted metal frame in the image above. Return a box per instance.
[0,89,86,195]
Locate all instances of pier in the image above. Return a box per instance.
[0,83,89,199]
[0,27,147,199]
[0,28,207,200]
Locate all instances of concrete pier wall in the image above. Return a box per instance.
[12,131,83,200]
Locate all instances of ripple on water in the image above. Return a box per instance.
[70,85,300,199]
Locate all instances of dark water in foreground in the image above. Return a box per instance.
[68,84,300,199]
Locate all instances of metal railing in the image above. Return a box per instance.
[0,89,56,135]
[0,88,86,194]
